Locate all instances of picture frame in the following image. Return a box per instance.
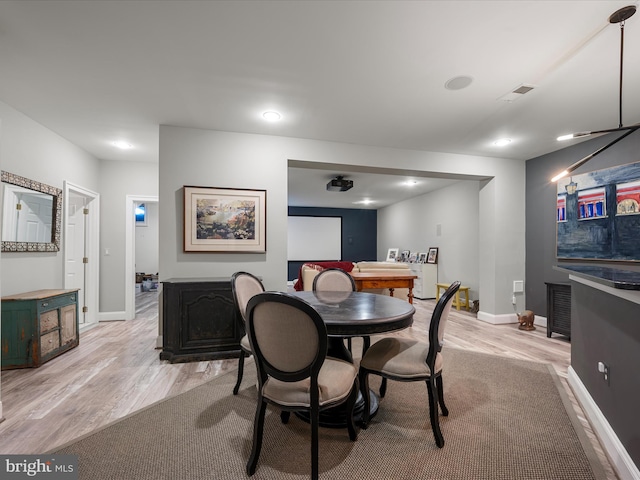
[386,247,399,262]
[400,250,410,262]
[427,247,439,264]
[135,202,147,226]
[408,252,418,263]
[183,186,266,253]
[418,252,427,264]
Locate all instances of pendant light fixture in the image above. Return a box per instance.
[551,5,639,182]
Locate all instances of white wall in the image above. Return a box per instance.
[98,159,158,312]
[377,181,480,301]
[159,125,526,318]
[135,201,159,274]
[0,100,100,296]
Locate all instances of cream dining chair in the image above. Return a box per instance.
[230,271,265,395]
[245,292,359,480]
[358,281,460,447]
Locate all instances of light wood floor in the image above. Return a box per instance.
[0,292,618,478]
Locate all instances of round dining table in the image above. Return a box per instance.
[292,290,415,427]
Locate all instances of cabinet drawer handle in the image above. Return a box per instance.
[41,302,49,307]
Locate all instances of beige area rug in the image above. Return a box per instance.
[52,349,606,479]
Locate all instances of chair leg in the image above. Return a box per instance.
[426,379,444,448]
[358,370,371,428]
[347,337,352,352]
[311,404,319,480]
[380,378,388,398]
[280,411,290,424]
[436,375,448,416]
[246,398,267,475]
[233,350,245,395]
[345,382,358,441]
[362,336,371,356]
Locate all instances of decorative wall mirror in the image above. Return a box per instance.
[1,171,62,252]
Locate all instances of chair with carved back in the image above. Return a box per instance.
[312,268,370,355]
[358,281,461,447]
[230,271,265,395]
[245,292,358,480]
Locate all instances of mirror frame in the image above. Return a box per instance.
[1,171,62,252]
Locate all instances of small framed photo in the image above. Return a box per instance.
[418,252,427,264]
[183,185,266,253]
[400,250,410,262]
[427,247,439,264]
[386,247,399,262]
[135,202,147,226]
[408,252,418,263]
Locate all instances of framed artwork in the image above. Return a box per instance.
[418,252,427,264]
[408,252,418,263]
[135,202,147,226]
[183,186,266,253]
[556,160,640,261]
[386,247,399,262]
[427,247,439,264]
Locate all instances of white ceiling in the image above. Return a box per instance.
[1,1,639,208]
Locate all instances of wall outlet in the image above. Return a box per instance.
[598,361,610,385]
[512,295,517,305]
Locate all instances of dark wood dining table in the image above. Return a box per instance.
[292,290,415,427]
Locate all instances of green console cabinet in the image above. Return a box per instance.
[1,289,80,370]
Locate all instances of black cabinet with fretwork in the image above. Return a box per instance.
[546,282,571,339]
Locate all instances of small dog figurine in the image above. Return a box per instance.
[517,310,536,331]
[470,300,480,314]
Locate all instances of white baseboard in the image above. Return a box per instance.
[156,335,162,349]
[568,367,640,480]
[477,311,518,324]
[98,311,127,322]
[476,311,548,329]
[0,400,3,423]
[534,315,547,328]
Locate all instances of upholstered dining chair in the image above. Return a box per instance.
[230,271,265,395]
[245,292,359,480]
[312,268,370,355]
[358,280,461,448]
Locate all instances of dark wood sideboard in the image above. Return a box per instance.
[160,278,243,363]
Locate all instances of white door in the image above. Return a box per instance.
[66,192,88,324]
[64,182,99,328]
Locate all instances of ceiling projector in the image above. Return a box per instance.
[326,176,353,192]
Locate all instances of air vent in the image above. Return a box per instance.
[498,84,536,102]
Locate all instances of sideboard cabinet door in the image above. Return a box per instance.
[160,278,242,363]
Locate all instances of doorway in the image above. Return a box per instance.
[63,182,100,329]
[124,195,159,322]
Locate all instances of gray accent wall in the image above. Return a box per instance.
[525,132,640,316]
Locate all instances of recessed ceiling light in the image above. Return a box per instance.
[112,141,134,150]
[262,111,281,121]
[445,75,473,91]
[493,138,512,147]
[354,199,374,205]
